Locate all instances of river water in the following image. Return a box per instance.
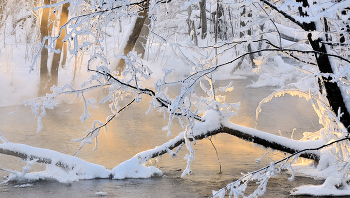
[0,78,333,197]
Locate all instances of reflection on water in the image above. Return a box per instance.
[0,78,322,197]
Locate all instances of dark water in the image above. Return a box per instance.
[0,78,326,197]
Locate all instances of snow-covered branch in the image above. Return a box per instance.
[0,110,323,182]
[0,142,111,178]
[212,137,350,198]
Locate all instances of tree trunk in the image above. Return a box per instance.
[146,125,321,161]
[234,6,255,71]
[0,144,70,170]
[199,0,207,39]
[260,0,350,130]
[187,6,198,45]
[257,24,265,56]
[39,0,51,96]
[134,15,150,59]
[297,0,350,130]
[308,34,350,130]
[61,39,68,67]
[0,123,321,172]
[186,6,192,35]
[115,0,150,74]
[192,20,198,45]
[50,3,70,87]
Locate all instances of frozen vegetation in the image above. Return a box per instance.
[0,0,350,197]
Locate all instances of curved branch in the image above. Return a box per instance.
[211,136,350,197]
[136,122,322,163]
[88,68,203,121]
[0,115,326,185]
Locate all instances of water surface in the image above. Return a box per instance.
[0,78,326,197]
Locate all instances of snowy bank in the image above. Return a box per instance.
[0,142,162,182]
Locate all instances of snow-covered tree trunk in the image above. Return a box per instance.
[0,121,322,176]
[309,34,350,129]
[261,0,350,131]
[134,15,150,59]
[4,0,350,196]
[299,0,350,130]
[115,0,150,74]
[187,6,198,45]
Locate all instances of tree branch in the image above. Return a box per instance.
[260,0,305,30]
[136,123,322,163]
[0,143,73,170]
[0,120,322,174]
[211,136,350,197]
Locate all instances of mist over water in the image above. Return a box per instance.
[0,78,323,197]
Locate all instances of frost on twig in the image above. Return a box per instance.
[212,137,350,198]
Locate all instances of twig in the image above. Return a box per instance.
[208,136,222,174]
[211,137,350,197]
[73,98,137,156]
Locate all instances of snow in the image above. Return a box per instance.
[291,176,350,196]
[112,157,163,179]
[291,160,342,181]
[14,183,33,188]
[95,192,108,196]
[222,120,326,152]
[249,56,298,88]
[289,145,350,196]
[1,0,350,197]
[193,110,222,135]
[0,142,111,182]
[275,23,307,42]
[0,142,165,182]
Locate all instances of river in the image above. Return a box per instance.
[0,78,334,197]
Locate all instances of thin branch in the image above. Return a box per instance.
[0,133,9,143]
[209,136,222,174]
[88,68,203,121]
[73,98,137,156]
[254,2,282,49]
[260,0,306,30]
[211,137,350,197]
[321,41,350,46]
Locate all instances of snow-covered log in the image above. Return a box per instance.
[127,111,323,165]
[0,142,111,179]
[0,109,323,170]
[0,110,323,181]
[140,126,322,163]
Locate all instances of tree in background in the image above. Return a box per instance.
[114,0,150,73]
[39,1,70,96]
[50,2,70,87]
